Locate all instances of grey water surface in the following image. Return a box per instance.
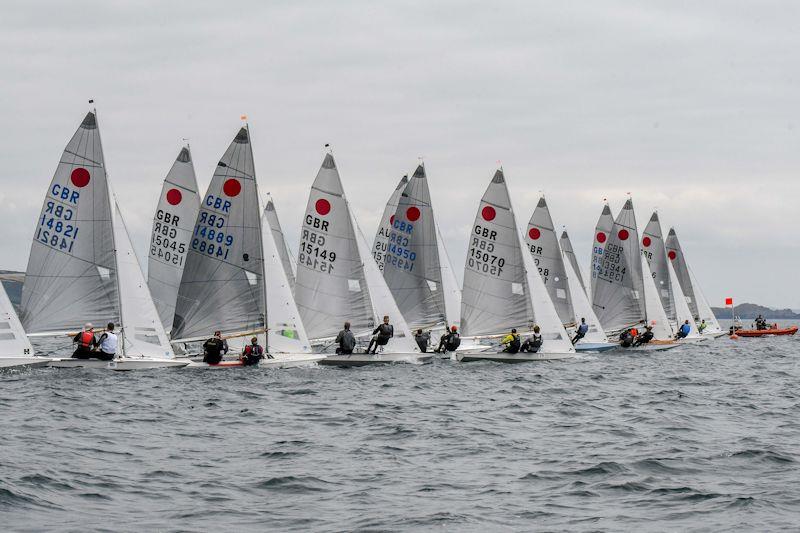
[1,333,799,532]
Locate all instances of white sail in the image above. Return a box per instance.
[525,196,572,324]
[172,127,266,340]
[688,266,723,334]
[560,230,587,295]
[641,212,674,320]
[112,198,174,358]
[147,146,200,332]
[435,221,462,329]
[0,282,34,358]
[562,252,608,343]
[264,197,297,293]
[590,204,614,302]
[21,112,118,334]
[372,175,408,272]
[667,260,700,338]
[592,199,646,333]
[664,228,699,319]
[383,165,453,330]
[641,254,673,340]
[261,209,311,353]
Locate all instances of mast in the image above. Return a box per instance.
[247,121,269,353]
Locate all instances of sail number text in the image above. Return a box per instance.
[467,225,504,277]
[299,215,335,273]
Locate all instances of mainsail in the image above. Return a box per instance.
[261,209,311,353]
[383,164,457,330]
[592,199,646,333]
[0,282,34,357]
[147,146,200,332]
[563,252,608,344]
[461,169,573,353]
[172,126,266,340]
[668,260,700,338]
[640,254,674,340]
[21,112,118,333]
[264,196,297,293]
[590,204,614,302]
[295,153,417,352]
[560,230,587,294]
[641,212,674,320]
[525,197,572,325]
[372,175,408,271]
[664,228,699,319]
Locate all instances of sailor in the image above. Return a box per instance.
[240,337,265,366]
[202,331,229,365]
[335,322,356,355]
[698,319,707,334]
[95,323,118,361]
[71,323,97,359]
[634,325,654,346]
[675,320,692,339]
[755,315,766,330]
[619,329,634,348]
[367,315,393,354]
[521,326,543,353]
[501,328,521,354]
[572,318,589,345]
[435,326,461,353]
[414,329,430,353]
[629,326,639,339]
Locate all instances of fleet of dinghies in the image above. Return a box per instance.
[2,109,727,371]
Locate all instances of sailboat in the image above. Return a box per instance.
[590,203,614,304]
[147,146,200,333]
[264,196,297,293]
[665,228,724,337]
[457,169,574,362]
[591,199,677,352]
[372,175,408,272]
[525,198,615,352]
[21,111,185,370]
[382,164,461,339]
[295,153,429,366]
[560,230,587,295]
[0,282,46,369]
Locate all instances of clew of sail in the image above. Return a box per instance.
[592,199,646,333]
[264,197,297,293]
[560,230,587,295]
[590,204,614,302]
[641,212,674,321]
[21,112,119,334]
[147,146,200,333]
[525,197,572,325]
[372,175,408,272]
[172,127,265,340]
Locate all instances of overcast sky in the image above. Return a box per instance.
[1,1,798,308]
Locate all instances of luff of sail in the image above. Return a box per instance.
[434,221,462,329]
[590,204,614,303]
[525,197,573,325]
[560,230,587,295]
[372,175,408,271]
[21,112,119,334]
[665,228,700,320]
[641,212,674,320]
[383,165,448,330]
[172,127,266,340]
[147,146,200,333]
[264,197,297,293]
[592,199,646,333]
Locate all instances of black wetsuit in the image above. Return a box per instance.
[203,337,228,365]
[503,335,521,354]
[367,324,394,353]
[241,345,264,366]
[633,331,654,346]
[436,332,461,353]
[521,334,542,353]
[335,329,356,355]
[415,332,430,353]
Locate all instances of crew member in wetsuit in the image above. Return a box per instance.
[634,326,654,346]
[95,323,118,361]
[202,331,229,364]
[501,328,521,354]
[619,329,634,348]
[335,322,356,355]
[572,318,589,345]
[521,326,543,353]
[72,323,97,359]
[240,337,265,366]
[698,320,707,334]
[414,329,430,352]
[435,326,461,353]
[675,320,691,339]
[367,315,393,354]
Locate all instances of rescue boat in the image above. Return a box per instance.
[733,325,798,337]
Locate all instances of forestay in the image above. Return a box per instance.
[664,228,699,320]
[592,199,645,333]
[590,204,614,302]
[21,112,119,334]
[560,230,587,294]
[641,212,674,320]
[372,175,408,271]
[261,209,311,353]
[172,127,266,340]
[147,146,200,332]
[0,283,34,357]
[525,197,572,325]
[264,197,297,293]
[640,255,673,340]
[435,221,462,329]
[668,260,700,338]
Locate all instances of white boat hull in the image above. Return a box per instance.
[49,358,189,370]
[624,343,681,352]
[187,353,325,369]
[319,352,433,367]
[0,356,52,369]
[456,350,574,363]
[574,342,618,353]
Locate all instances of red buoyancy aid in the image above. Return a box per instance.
[244,344,263,356]
[79,331,94,348]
